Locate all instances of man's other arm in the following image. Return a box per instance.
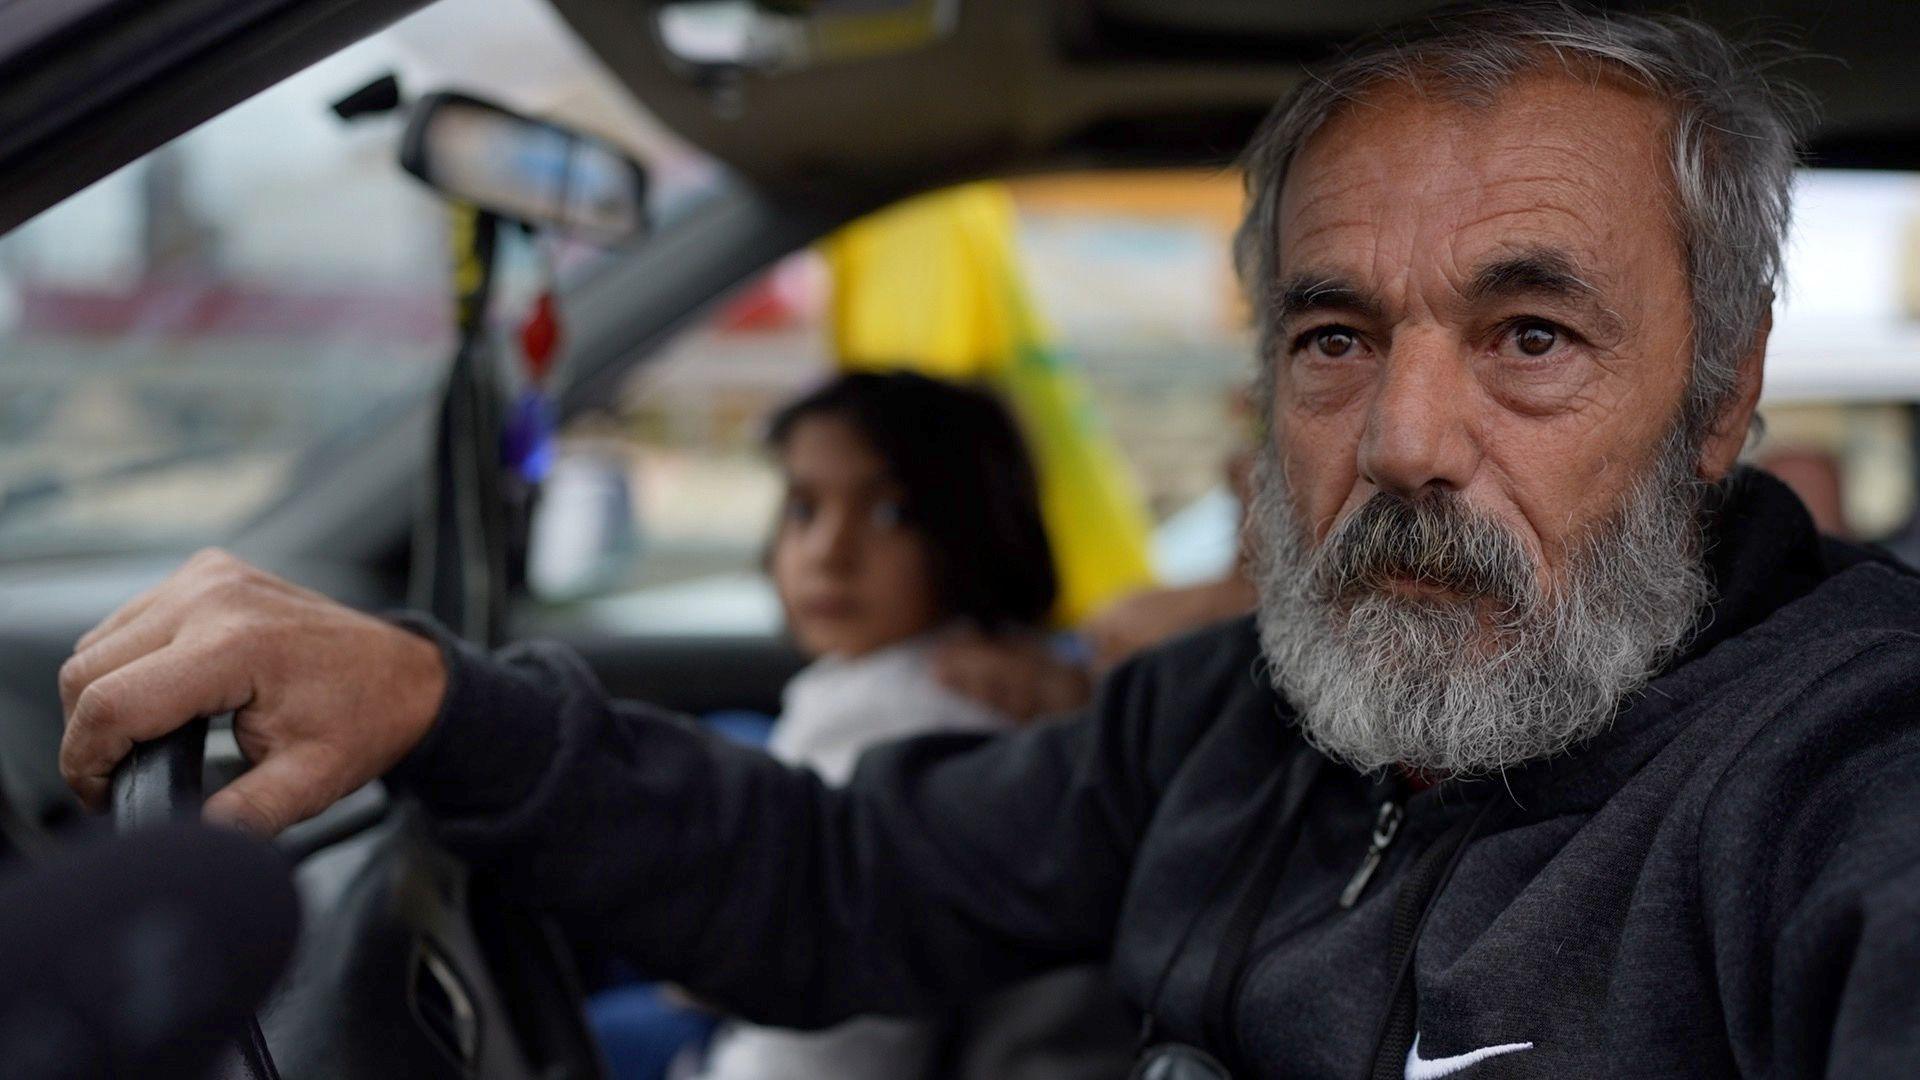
[1701,637,1920,1079]
[56,552,1166,1029]
[389,622,1159,1026]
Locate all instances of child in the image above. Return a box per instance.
[756,370,1055,776]
[691,370,1099,1079]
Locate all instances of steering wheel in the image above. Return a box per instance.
[110,717,280,1079]
[112,720,607,1079]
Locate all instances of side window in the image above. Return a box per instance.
[0,42,455,558]
[0,0,720,562]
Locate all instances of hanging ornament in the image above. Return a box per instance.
[504,235,565,483]
[519,289,562,384]
[502,387,556,483]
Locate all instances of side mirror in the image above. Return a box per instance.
[400,92,648,244]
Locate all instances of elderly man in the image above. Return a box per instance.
[54,4,1920,1077]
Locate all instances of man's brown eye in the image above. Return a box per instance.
[1316,329,1357,358]
[1515,324,1557,356]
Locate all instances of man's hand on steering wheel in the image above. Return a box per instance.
[57,549,447,836]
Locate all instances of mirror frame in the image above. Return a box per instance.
[398,90,649,242]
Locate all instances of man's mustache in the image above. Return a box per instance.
[1314,491,1536,608]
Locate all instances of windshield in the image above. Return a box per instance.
[0,0,717,561]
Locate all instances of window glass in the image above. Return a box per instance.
[0,0,721,560]
[0,44,452,559]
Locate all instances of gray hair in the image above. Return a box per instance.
[1234,1,1812,443]
[1250,419,1713,775]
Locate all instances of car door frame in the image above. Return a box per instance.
[0,0,437,235]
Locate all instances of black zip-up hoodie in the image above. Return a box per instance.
[390,468,1920,1078]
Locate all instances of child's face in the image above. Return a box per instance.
[772,416,942,658]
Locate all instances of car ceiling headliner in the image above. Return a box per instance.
[550,0,1920,201]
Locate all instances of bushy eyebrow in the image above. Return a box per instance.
[1465,248,1595,301]
[1464,248,1624,336]
[1274,275,1384,325]
[1274,248,1624,337]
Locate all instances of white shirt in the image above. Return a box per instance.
[768,635,1008,784]
[692,633,1011,1080]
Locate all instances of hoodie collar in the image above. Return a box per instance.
[1672,466,1831,666]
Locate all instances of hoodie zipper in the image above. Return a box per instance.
[1365,801,1504,1080]
[1338,798,1405,909]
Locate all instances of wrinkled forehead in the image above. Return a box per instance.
[1275,72,1682,294]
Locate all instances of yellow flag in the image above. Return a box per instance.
[822,183,1157,624]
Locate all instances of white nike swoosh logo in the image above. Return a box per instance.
[1404,1033,1535,1079]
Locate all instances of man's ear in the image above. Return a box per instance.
[1698,309,1770,481]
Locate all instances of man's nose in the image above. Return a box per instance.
[1357,336,1481,498]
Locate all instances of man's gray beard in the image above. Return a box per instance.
[1250,431,1714,776]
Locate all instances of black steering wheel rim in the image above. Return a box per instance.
[110,716,283,1080]
[112,716,210,833]
[110,718,607,1080]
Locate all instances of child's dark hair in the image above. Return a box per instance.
[766,371,1058,629]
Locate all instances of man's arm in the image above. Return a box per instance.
[1769,812,1920,1079]
[387,621,1152,1026]
[1701,638,1920,1078]
[57,551,1161,1027]
[57,550,446,830]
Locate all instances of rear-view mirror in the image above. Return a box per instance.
[400,92,648,243]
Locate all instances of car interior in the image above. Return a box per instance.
[7,0,1920,1076]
